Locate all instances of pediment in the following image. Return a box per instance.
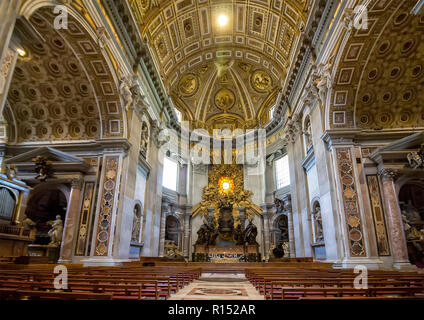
[369,131,424,164]
[5,147,91,175]
[6,147,85,164]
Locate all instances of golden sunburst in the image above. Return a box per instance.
[218,176,234,196]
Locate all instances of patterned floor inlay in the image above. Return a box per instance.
[169,272,264,300]
[187,287,248,296]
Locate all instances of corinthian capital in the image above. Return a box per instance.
[378,168,400,181]
[71,178,83,190]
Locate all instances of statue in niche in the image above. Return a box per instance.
[131,207,141,242]
[119,73,133,112]
[274,198,285,213]
[304,118,312,150]
[48,215,64,246]
[244,218,258,245]
[277,215,289,242]
[313,205,324,242]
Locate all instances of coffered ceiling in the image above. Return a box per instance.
[129,0,310,132]
[330,0,424,130]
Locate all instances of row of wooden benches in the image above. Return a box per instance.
[245,268,424,300]
[0,265,201,300]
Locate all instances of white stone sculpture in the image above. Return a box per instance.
[48,215,64,246]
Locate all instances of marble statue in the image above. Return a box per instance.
[401,202,422,223]
[164,240,183,259]
[33,156,49,182]
[22,215,36,230]
[195,220,210,245]
[119,74,134,112]
[313,206,324,242]
[407,147,424,169]
[272,242,285,259]
[48,215,64,246]
[244,219,258,245]
[234,223,245,245]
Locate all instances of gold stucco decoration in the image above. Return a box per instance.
[179,74,197,95]
[252,70,272,91]
[215,89,235,110]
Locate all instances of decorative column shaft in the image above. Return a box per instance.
[59,178,83,262]
[379,169,410,267]
[158,201,169,257]
[284,196,295,257]
[183,207,191,259]
[261,205,271,260]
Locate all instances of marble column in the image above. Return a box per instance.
[379,169,413,269]
[261,205,271,260]
[284,195,296,257]
[59,178,83,263]
[158,201,170,257]
[183,206,191,259]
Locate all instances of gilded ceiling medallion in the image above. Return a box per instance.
[252,70,272,91]
[138,0,150,11]
[215,89,235,110]
[179,74,197,95]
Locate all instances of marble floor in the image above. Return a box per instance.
[169,272,264,300]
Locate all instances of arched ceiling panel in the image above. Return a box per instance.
[329,0,424,130]
[130,0,310,130]
[7,7,124,143]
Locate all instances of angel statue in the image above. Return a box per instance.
[407,150,423,169]
[119,74,133,112]
[48,215,64,246]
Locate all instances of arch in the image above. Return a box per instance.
[271,213,290,257]
[165,214,182,247]
[9,3,127,142]
[397,182,424,267]
[25,184,69,245]
[327,1,424,130]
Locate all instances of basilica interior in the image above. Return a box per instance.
[0,0,424,301]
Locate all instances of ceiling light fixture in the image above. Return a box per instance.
[17,48,26,57]
[217,14,229,27]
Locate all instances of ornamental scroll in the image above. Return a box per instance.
[191,164,262,227]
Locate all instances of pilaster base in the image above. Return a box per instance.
[392,261,417,271]
[79,257,129,267]
[336,258,383,270]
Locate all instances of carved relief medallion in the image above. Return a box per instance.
[179,73,197,95]
[215,89,235,110]
[252,70,272,91]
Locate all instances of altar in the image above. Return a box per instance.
[193,244,261,262]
